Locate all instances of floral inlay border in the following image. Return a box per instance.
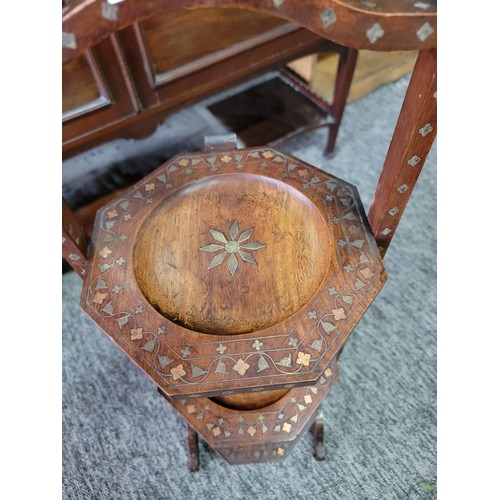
[162,358,339,464]
[81,148,386,398]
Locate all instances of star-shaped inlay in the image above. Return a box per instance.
[199,220,266,276]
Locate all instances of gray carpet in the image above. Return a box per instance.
[62,73,436,499]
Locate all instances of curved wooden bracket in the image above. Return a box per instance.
[63,0,436,64]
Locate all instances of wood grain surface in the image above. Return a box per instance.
[134,173,333,335]
[141,7,286,76]
[212,388,289,410]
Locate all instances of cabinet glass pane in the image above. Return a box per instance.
[142,8,287,76]
[62,55,101,113]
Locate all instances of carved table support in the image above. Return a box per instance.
[187,424,200,472]
[311,408,326,461]
[368,49,437,257]
[62,198,89,279]
[325,47,358,155]
[277,46,358,155]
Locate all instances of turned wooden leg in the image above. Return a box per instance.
[187,425,200,472]
[311,411,326,461]
[325,47,358,155]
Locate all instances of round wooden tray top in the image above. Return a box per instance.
[134,173,334,335]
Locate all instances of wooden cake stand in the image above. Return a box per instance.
[62,0,436,471]
[75,136,386,467]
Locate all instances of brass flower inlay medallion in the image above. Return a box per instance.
[199,220,266,276]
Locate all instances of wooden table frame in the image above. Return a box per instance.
[62,0,437,468]
[63,0,436,262]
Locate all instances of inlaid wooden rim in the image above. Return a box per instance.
[63,0,437,64]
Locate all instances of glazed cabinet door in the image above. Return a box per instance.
[62,36,139,157]
[117,8,312,111]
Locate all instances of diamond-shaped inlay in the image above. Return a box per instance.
[320,8,336,28]
[366,23,385,43]
[62,32,77,49]
[101,3,119,22]
[416,22,434,42]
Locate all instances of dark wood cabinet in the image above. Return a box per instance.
[62,35,139,155]
[62,7,336,158]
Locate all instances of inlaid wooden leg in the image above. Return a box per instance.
[187,424,200,472]
[368,49,437,257]
[325,47,358,155]
[311,410,326,461]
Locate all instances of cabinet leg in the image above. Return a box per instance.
[187,425,200,472]
[325,47,358,155]
[311,413,326,461]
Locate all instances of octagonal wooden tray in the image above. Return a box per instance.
[81,147,386,398]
